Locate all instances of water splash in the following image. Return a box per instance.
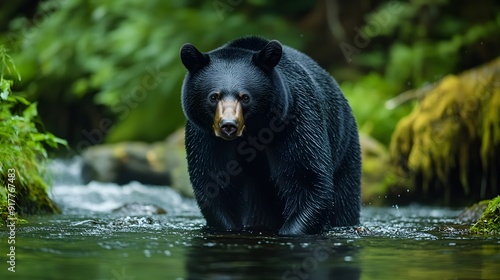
[48,158,198,215]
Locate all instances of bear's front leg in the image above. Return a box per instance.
[185,122,242,232]
[274,166,334,236]
[195,185,241,232]
[268,134,335,235]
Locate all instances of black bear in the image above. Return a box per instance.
[180,36,361,235]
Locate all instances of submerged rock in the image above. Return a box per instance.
[112,203,167,215]
[110,216,156,226]
[389,58,500,205]
[81,128,193,197]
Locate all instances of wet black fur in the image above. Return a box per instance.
[180,36,361,235]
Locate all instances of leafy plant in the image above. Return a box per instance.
[0,45,66,224]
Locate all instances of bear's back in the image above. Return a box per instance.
[222,36,335,88]
[223,37,317,68]
[224,36,269,52]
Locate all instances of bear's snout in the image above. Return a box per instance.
[220,119,239,138]
[213,99,245,140]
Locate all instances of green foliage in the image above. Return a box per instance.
[343,0,500,145]
[342,73,411,145]
[354,0,500,89]
[470,196,500,234]
[383,14,500,88]
[5,0,302,143]
[0,45,65,223]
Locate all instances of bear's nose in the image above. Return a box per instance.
[220,120,238,138]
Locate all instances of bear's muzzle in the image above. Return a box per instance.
[213,99,245,140]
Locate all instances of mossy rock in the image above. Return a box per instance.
[389,57,500,206]
[360,134,392,205]
[0,125,62,224]
[0,135,62,224]
[470,196,500,234]
[1,169,61,225]
[458,199,490,223]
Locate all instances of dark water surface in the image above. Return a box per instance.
[1,160,499,280]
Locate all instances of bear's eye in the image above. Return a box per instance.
[208,93,219,103]
[240,94,250,104]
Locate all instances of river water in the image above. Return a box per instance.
[1,159,499,279]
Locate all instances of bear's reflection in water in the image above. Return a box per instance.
[185,232,361,280]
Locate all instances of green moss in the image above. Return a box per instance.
[470,196,500,234]
[389,57,500,205]
[1,45,66,225]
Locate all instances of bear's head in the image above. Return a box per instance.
[180,39,283,141]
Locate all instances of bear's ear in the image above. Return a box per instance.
[180,43,210,73]
[253,40,282,71]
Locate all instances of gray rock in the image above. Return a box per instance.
[81,128,193,197]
